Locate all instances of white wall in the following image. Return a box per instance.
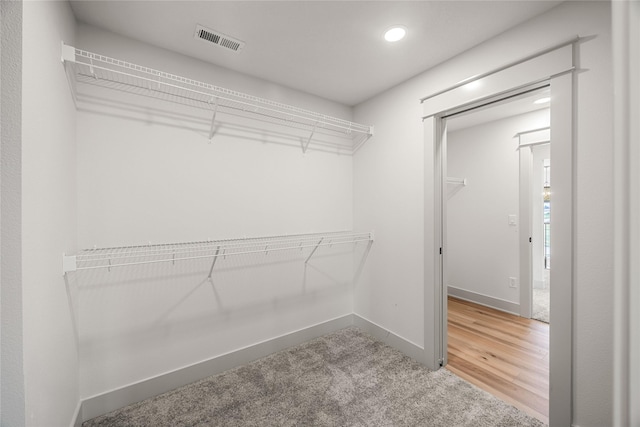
[353,2,613,425]
[21,1,79,426]
[447,109,549,305]
[352,76,426,349]
[1,1,25,425]
[73,25,359,399]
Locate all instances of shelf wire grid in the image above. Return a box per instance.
[68,231,373,273]
[66,47,373,148]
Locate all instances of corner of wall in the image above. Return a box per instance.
[20,0,80,425]
[1,1,25,425]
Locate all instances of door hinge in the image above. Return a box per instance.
[529,237,532,243]
[439,247,442,255]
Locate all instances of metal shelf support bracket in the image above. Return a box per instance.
[207,245,222,280]
[208,98,219,141]
[61,42,76,63]
[62,254,77,276]
[302,122,318,154]
[305,238,324,264]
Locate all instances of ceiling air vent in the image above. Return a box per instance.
[194,24,245,52]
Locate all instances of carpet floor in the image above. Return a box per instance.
[83,327,546,426]
[532,288,550,323]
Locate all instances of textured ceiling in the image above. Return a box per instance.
[69,1,562,106]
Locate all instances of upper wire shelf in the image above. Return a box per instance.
[61,43,374,153]
[62,231,374,275]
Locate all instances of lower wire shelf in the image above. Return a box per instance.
[62,230,374,276]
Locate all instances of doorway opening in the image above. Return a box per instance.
[422,40,575,426]
[532,153,551,323]
[441,87,551,422]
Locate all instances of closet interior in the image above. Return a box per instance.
[60,36,375,418]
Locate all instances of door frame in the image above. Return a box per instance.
[519,135,534,320]
[517,129,551,320]
[612,1,640,425]
[421,39,576,426]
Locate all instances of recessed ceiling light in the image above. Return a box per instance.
[384,26,407,42]
[534,97,551,104]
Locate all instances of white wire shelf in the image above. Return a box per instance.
[61,43,374,153]
[62,231,374,275]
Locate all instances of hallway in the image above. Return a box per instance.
[446,297,550,424]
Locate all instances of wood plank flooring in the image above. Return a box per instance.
[446,296,550,424]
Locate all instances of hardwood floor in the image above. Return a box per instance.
[446,296,550,424]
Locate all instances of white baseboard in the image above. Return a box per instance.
[70,400,82,427]
[79,313,424,423]
[353,314,425,364]
[81,314,353,422]
[448,286,520,316]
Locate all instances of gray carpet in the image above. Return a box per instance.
[83,327,546,426]
[532,288,550,323]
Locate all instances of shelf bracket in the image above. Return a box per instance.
[208,98,219,142]
[305,237,324,264]
[89,58,96,79]
[302,122,318,154]
[61,42,76,63]
[62,254,77,276]
[353,128,374,153]
[207,245,222,280]
[151,71,160,92]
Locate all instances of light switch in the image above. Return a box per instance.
[508,215,517,226]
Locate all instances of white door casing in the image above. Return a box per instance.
[422,38,575,427]
[517,129,551,320]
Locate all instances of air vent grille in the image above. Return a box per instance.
[194,25,245,52]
